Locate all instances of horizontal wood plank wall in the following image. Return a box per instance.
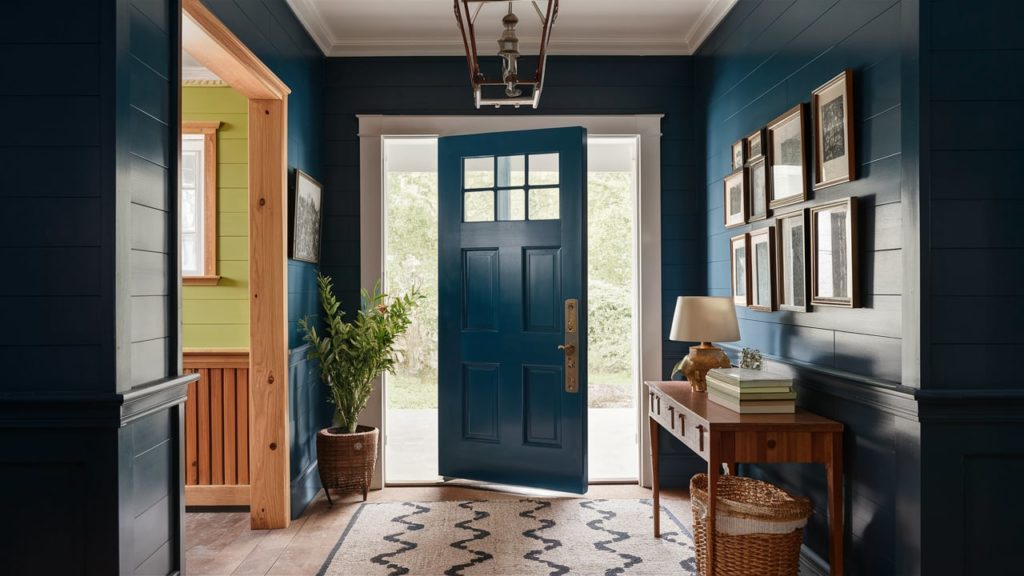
[184,350,250,506]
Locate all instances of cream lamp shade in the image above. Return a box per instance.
[669,296,740,343]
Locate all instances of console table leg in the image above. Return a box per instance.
[826,432,844,576]
[649,416,660,537]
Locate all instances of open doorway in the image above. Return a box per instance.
[382,136,640,484]
[180,0,292,529]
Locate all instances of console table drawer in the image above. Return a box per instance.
[650,387,708,458]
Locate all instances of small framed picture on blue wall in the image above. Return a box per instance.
[290,169,323,264]
[812,69,856,189]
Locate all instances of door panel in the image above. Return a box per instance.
[438,127,588,493]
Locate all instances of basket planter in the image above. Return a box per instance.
[317,425,379,504]
[690,473,812,576]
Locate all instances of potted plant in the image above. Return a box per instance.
[300,273,420,503]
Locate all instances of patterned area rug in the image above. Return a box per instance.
[318,499,697,576]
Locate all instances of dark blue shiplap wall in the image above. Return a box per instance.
[1,0,188,573]
[204,0,328,518]
[320,55,701,481]
[918,1,1024,574]
[696,2,919,573]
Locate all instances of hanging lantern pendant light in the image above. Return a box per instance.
[497,4,522,98]
[454,0,559,109]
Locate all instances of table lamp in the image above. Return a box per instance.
[669,296,740,392]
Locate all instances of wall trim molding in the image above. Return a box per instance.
[184,348,250,369]
[916,388,1024,423]
[799,545,830,576]
[120,374,197,425]
[720,344,919,420]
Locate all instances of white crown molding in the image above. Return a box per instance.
[285,0,333,55]
[685,0,738,51]
[286,0,736,58]
[324,36,694,57]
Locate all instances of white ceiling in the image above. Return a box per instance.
[182,49,223,83]
[286,0,736,57]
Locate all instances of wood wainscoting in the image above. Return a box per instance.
[184,349,250,506]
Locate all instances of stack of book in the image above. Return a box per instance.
[706,367,796,414]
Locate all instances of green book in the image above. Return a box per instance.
[708,377,795,400]
[707,367,791,388]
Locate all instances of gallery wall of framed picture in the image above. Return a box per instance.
[725,68,861,313]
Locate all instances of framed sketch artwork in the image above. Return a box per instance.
[731,139,746,171]
[767,104,808,209]
[776,209,809,312]
[810,197,859,307]
[748,158,768,222]
[290,169,323,264]
[723,169,748,229]
[730,233,751,307]
[748,227,776,312]
[746,127,765,163]
[812,69,856,189]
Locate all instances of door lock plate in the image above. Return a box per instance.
[562,299,579,393]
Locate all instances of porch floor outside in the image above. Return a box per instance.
[386,407,639,483]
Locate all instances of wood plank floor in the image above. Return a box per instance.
[185,484,690,575]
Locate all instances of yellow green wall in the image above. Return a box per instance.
[182,86,249,349]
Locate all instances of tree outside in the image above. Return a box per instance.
[384,170,635,410]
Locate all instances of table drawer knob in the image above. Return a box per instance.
[767,438,776,449]
[696,425,705,452]
[678,413,685,428]
[668,406,675,427]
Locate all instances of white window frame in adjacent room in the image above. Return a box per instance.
[181,120,221,285]
[358,115,664,490]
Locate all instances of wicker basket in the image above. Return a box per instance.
[317,426,378,504]
[690,473,812,576]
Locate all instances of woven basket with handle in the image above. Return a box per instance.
[690,473,812,576]
[317,425,378,504]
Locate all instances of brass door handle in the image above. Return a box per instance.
[562,299,579,393]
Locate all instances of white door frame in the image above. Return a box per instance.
[358,114,663,490]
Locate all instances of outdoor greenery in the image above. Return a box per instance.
[384,165,636,411]
[301,274,421,433]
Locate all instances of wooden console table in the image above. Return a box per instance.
[646,380,844,576]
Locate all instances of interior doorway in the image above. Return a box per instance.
[382,136,640,484]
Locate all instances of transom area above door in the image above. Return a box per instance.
[462,153,561,222]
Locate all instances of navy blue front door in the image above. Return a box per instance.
[438,127,588,493]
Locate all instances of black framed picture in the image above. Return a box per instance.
[290,169,323,264]
[767,103,809,209]
[776,209,809,312]
[810,197,859,307]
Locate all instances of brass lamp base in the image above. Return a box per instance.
[680,343,731,392]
